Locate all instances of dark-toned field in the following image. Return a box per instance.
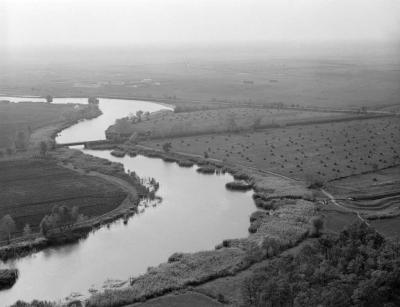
[0,159,126,232]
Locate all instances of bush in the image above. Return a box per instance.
[10,300,54,307]
[310,216,324,237]
[241,223,399,307]
[162,142,172,152]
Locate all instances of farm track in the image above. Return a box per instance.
[321,189,369,225]
[351,190,400,201]
[345,196,400,211]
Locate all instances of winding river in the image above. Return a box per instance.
[0,97,256,305]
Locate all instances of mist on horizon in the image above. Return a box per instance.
[1,0,399,64]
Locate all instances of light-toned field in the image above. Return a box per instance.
[327,166,400,219]
[109,107,361,139]
[0,101,97,152]
[141,117,400,181]
[2,45,399,109]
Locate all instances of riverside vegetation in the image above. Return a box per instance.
[0,98,159,262]
[5,99,399,306]
[1,41,400,306]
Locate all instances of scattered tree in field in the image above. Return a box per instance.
[15,130,27,150]
[226,113,238,132]
[39,141,48,157]
[162,142,172,152]
[252,116,262,130]
[305,174,324,189]
[6,148,13,156]
[0,214,16,242]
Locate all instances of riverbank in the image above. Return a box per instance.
[2,96,319,306]
[0,269,18,290]
[0,103,147,261]
[0,148,151,261]
[73,144,318,307]
[114,144,310,199]
[85,199,316,307]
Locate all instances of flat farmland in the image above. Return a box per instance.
[326,166,400,219]
[0,102,81,150]
[109,107,360,139]
[141,117,400,181]
[2,49,400,109]
[0,159,126,231]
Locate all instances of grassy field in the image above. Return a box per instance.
[140,117,400,182]
[131,291,223,307]
[0,101,95,152]
[107,107,363,140]
[0,159,126,232]
[326,166,400,222]
[2,45,399,109]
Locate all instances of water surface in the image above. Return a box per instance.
[0,97,255,305]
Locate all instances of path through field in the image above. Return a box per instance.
[321,189,369,225]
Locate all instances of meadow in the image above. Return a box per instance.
[2,46,399,110]
[107,107,363,140]
[326,166,400,227]
[141,116,400,182]
[0,101,92,152]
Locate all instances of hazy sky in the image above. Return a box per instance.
[1,0,399,48]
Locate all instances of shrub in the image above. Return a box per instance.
[310,216,324,237]
[162,142,172,152]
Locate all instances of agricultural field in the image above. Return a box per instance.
[2,46,400,110]
[0,101,91,152]
[0,159,126,233]
[140,117,400,182]
[107,107,363,140]
[326,166,400,220]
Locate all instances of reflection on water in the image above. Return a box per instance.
[56,98,172,143]
[0,97,255,305]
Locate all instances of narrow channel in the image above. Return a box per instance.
[0,97,256,305]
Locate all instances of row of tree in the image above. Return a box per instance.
[40,205,85,236]
[0,205,85,243]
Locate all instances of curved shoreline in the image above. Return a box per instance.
[1,95,319,307]
[0,94,176,110]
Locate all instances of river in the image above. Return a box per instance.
[0,97,256,305]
